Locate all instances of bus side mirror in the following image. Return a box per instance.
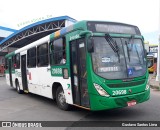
[87,38,94,53]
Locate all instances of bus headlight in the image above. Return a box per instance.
[93,83,110,97]
[145,79,150,91]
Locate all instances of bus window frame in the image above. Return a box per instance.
[27,47,37,68]
[15,53,20,69]
[50,37,66,66]
[37,42,49,67]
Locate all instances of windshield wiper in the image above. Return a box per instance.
[135,45,141,64]
[105,34,120,62]
[125,41,130,62]
[105,34,119,52]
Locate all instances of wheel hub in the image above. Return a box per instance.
[58,91,66,106]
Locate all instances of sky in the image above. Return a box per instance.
[0,0,159,44]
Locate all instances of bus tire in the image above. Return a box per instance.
[56,86,70,111]
[16,80,24,94]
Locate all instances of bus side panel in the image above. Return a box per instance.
[5,72,16,88]
[27,67,73,104]
[5,73,10,86]
[51,77,73,104]
[5,57,16,88]
[27,68,41,95]
[12,74,16,89]
[15,69,23,90]
[50,65,73,104]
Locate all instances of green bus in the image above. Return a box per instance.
[5,20,150,111]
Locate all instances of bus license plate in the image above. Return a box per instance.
[127,100,137,107]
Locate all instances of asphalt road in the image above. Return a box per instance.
[0,76,160,130]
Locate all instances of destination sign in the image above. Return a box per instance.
[87,22,141,35]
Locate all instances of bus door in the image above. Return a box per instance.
[21,55,28,91]
[70,38,90,108]
[8,59,13,86]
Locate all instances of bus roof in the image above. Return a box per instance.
[49,20,141,41]
[5,20,141,58]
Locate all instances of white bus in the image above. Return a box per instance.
[5,21,150,111]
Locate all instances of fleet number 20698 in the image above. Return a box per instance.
[112,90,127,96]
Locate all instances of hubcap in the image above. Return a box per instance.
[58,91,66,106]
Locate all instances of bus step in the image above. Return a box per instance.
[24,90,29,93]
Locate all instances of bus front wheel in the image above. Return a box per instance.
[56,86,70,111]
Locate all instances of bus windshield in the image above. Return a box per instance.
[91,37,146,79]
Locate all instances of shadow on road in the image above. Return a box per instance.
[84,107,145,121]
[7,87,148,121]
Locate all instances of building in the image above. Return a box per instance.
[0,26,16,76]
[0,16,76,76]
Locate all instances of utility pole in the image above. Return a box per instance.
[156,1,160,82]
[156,35,160,81]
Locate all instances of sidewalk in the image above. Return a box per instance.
[149,75,160,90]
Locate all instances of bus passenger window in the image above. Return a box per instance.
[15,53,20,69]
[60,53,66,64]
[27,48,36,68]
[37,43,49,67]
[51,38,66,65]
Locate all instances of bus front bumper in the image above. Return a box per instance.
[90,90,150,111]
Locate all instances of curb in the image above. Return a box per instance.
[149,75,160,91]
[150,84,160,91]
